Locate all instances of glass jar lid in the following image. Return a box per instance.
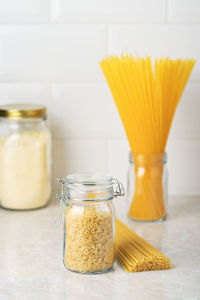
[0,104,46,119]
[56,173,124,204]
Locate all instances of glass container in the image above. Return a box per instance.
[56,173,124,274]
[127,152,168,222]
[0,104,51,210]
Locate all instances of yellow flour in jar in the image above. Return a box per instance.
[0,130,51,209]
[64,206,115,273]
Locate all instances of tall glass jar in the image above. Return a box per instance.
[0,104,51,210]
[56,173,124,274]
[127,152,168,222]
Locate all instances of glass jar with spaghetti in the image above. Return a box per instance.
[127,152,168,222]
[56,173,124,274]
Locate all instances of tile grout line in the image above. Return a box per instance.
[52,136,200,142]
[105,23,109,55]
[165,0,169,23]
[0,81,199,86]
[0,21,179,26]
[104,137,109,175]
[47,82,53,131]
[52,137,127,142]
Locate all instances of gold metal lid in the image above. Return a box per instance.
[0,104,46,119]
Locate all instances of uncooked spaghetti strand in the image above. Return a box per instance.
[115,219,171,272]
[100,55,195,221]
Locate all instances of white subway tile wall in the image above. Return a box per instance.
[108,25,200,81]
[168,0,200,23]
[51,0,165,23]
[51,83,125,138]
[0,0,199,195]
[0,25,106,82]
[0,0,50,23]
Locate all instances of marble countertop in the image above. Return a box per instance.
[0,196,199,300]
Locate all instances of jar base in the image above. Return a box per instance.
[0,200,50,211]
[63,262,115,275]
[128,214,167,223]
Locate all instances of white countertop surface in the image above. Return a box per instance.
[0,196,199,300]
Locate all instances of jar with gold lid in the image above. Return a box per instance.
[0,104,51,210]
[56,173,124,274]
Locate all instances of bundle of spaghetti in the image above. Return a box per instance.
[100,55,195,221]
[115,219,171,272]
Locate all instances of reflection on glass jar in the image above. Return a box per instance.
[56,173,124,274]
[127,152,168,222]
[0,104,51,210]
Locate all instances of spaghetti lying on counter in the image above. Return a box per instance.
[115,219,171,272]
[100,55,195,221]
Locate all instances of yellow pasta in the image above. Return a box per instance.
[115,219,171,272]
[100,55,195,221]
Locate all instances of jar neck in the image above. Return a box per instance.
[56,174,125,205]
[129,152,167,165]
[66,199,114,206]
[0,117,45,123]
[66,188,115,202]
[0,117,46,131]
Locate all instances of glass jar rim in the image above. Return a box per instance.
[65,173,113,190]
[56,173,125,203]
[129,152,167,164]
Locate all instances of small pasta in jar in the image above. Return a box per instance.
[56,173,124,274]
